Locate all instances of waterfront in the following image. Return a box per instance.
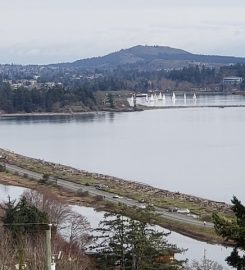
[131,92,245,107]
[1,97,245,203]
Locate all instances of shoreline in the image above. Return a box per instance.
[0,104,245,119]
[0,111,104,117]
[0,148,233,245]
[0,172,229,246]
[0,109,137,118]
[1,104,245,118]
[142,104,245,110]
[0,148,231,213]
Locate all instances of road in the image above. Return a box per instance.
[3,163,214,229]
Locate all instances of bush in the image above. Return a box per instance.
[0,164,6,172]
[95,195,104,201]
[39,173,50,184]
[104,201,114,208]
[76,189,89,197]
[201,214,213,222]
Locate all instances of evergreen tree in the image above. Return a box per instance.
[93,210,184,269]
[213,196,245,269]
[1,196,49,238]
[107,93,114,108]
[1,196,50,267]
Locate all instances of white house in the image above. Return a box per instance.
[223,76,243,85]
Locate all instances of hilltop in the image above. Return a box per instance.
[53,45,245,70]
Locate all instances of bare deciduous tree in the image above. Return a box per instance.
[184,258,227,270]
[0,189,95,269]
[23,189,72,229]
[0,228,17,268]
[62,211,92,260]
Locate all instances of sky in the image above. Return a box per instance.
[1,0,245,64]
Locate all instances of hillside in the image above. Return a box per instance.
[55,45,245,70]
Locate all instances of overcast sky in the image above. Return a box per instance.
[1,0,245,64]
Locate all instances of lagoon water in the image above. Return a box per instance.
[72,205,231,269]
[1,95,245,203]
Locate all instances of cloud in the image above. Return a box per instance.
[0,0,245,63]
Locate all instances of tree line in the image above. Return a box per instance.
[1,63,245,114]
[58,64,245,92]
[0,186,241,270]
[0,190,184,269]
[1,186,243,269]
[0,82,97,113]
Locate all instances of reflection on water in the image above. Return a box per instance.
[130,93,245,107]
[0,112,110,125]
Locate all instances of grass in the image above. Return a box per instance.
[5,154,232,219]
[0,169,228,245]
[0,148,234,244]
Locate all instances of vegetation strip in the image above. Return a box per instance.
[0,148,232,244]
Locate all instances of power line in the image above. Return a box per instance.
[0,223,53,269]
[1,222,51,226]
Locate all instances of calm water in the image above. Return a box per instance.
[0,185,27,201]
[0,185,231,269]
[1,96,245,203]
[73,205,231,268]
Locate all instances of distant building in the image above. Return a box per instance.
[223,76,243,85]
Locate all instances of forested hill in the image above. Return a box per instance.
[2,45,245,113]
[0,82,97,114]
[53,45,245,70]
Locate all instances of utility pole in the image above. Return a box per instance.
[203,248,207,270]
[46,224,52,270]
[133,94,137,109]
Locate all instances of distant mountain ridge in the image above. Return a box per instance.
[53,45,245,70]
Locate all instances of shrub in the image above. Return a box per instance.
[95,195,104,201]
[0,164,6,172]
[201,214,213,222]
[38,173,50,184]
[76,189,89,197]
